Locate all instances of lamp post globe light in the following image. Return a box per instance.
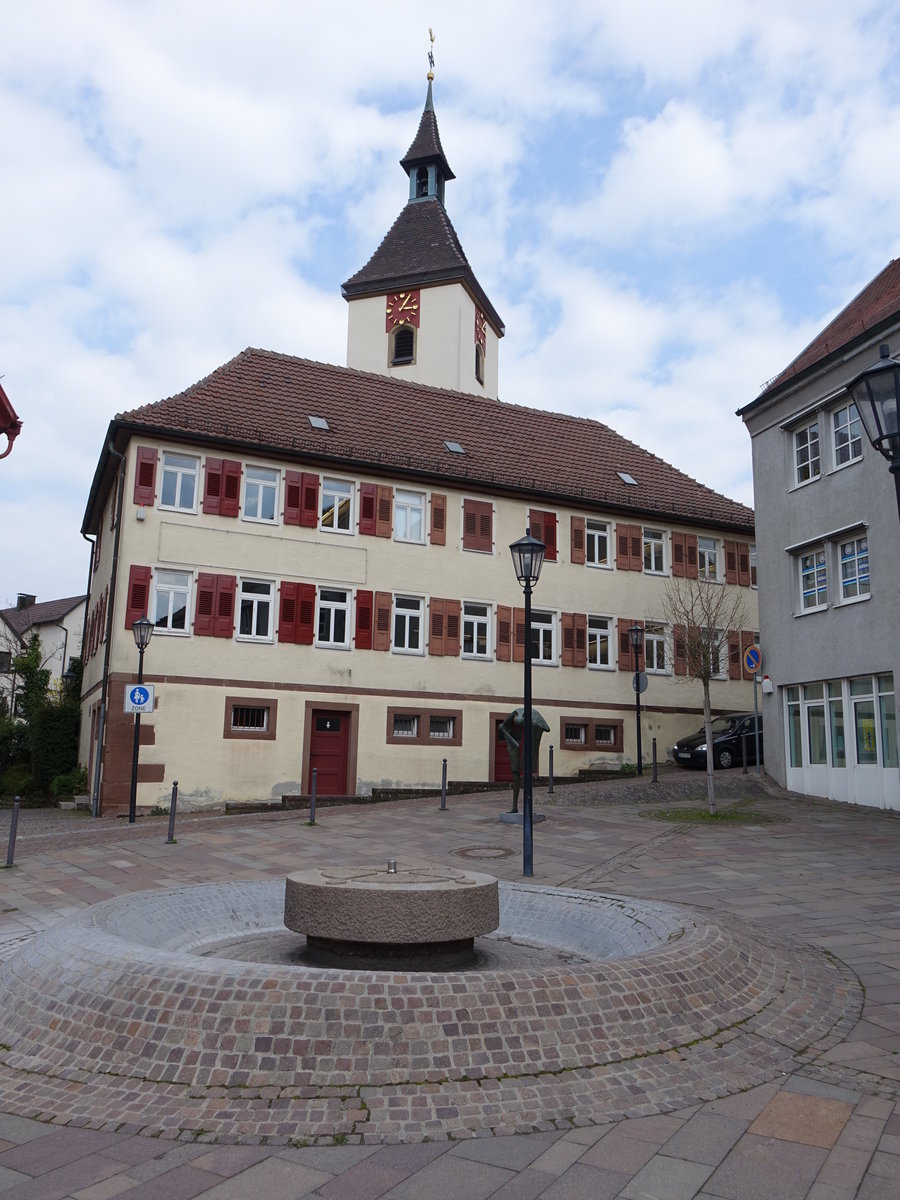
[628,624,645,776]
[128,615,154,824]
[509,528,546,877]
[845,343,900,524]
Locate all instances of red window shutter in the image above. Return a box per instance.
[462,499,478,550]
[477,503,493,553]
[133,447,157,506]
[529,509,544,546]
[737,543,751,587]
[445,599,461,656]
[359,483,377,535]
[213,575,236,638]
[724,540,738,585]
[430,494,446,545]
[616,524,632,570]
[296,583,315,645]
[728,631,741,680]
[543,512,557,562]
[496,605,512,662]
[630,527,642,571]
[373,591,392,651]
[429,598,446,656]
[618,618,641,672]
[124,565,151,630]
[203,458,223,515]
[571,516,585,565]
[513,607,526,663]
[573,613,587,668]
[194,573,216,636]
[671,531,686,578]
[300,473,319,527]
[376,485,393,537]
[355,589,374,649]
[561,613,576,667]
[278,582,299,643]
[684,534,699,579]
[284,471,302,526]
[673,624,687,675]
[220,460,241,518]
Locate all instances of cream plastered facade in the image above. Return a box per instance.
[345,282,500,399]
[80,436,758,812]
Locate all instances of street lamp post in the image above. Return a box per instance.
[628,625,645,776]
[509,528,546,877]
[845,343,900,523]
[128,615,154,824]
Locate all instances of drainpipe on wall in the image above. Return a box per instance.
[85,442,127,818]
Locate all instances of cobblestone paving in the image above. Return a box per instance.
[0,770,897,1198]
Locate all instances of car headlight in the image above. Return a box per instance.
[696,743,707,752]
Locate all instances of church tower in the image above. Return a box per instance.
[342,69,504,399]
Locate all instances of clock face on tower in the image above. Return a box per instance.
[385,290,421,331]
[474,309,487,350]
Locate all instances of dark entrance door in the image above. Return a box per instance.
[309,711,350,795]
[494,718,514,783]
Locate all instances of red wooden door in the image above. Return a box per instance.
[309,711,350,795]
[494,718,515,783]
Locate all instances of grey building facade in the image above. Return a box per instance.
[739,261,900,810]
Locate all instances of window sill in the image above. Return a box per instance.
[159,505,197,515]
[826,457,863,476]
[462,653,492,662]
[391,648,426,656]
[587,663,614,671]
[318,526,354,536]
[394,536,425,546]
[788,476,821,493]
[794,605,827,617]
[235,635,274,643]
[241,516,278,526]
[643,569,668,577]
[836,592,871,607]
[316,642,351,651]
[151,628,190,637]
[585,562,613,570]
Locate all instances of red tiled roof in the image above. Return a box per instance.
[758,259,900,398]
[98,348,753,534]
[1,595,86,640]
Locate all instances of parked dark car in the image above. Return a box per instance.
[673,713,763,770]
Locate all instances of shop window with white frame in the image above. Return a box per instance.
[794,419,820,484]
[237,579,274,640]
[799,548,828,611]
[531,610,556,664]
[243,465,279,522]
[586,519,610,567]
[321,478,353,532]
[152,570,191,634]
[462,601,491,658]
[394,488,425,543]
[393,596,424,653]
[160,452,199,512]
[878,674,898,769]
[643,528,665,574]
[839,537,869,601]
[587,615,612,668]
[832,402,863,468]
[316,588,350,648]
[644,621,667,673]
[698,536,718,581]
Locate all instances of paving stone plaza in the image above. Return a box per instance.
[0,772,898,1198]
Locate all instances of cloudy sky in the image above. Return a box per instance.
[2,0,900,605]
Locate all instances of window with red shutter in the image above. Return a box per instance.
[528,509,557,561]
[355,589,374,649]
[213,576,236,637]
[430,494,447,545]
[359,483,377,535]
[203,459,223,515]
[444,600,461,656]
[194,573,217,636]
[616,524,639,571]
[571,516,586,565]
[220,461,241,518]
[124,565,151,630]
[296,583,315,644]
[300,473,319,527]
[728,631,742,679]
[284,472,303,526]
[496,605,512,661]
[671,531,686,578]
[724,540,738,585]
[133,447,157,506]
[278,582,299,643]
[373,592,392,651]
[737,543,751,587]
[376,485,393,537]
[429,598,446,656]
[513,606,526,663]
[617,618,642,671]
[684,534,699,579]
[673,624,687,675]
[462,499,493,552]
[573,613,587,667]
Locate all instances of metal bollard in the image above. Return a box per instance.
[165,781,179,844]
[4,797,20,868]
[548,745,554,795]
[652,737,658,783]
[440,758,447,810]
[309,768,317,825]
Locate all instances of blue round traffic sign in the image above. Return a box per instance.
[742,644,761,675]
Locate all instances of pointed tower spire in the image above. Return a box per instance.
[399,42,455,204]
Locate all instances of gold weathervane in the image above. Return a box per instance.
[427,28,435,81]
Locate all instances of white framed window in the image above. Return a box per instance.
[152,570,190,634]
[231,705,269,733]
[392,713,418,738]
[707,628,727,679]
[316,588,350,648]
[832,403,863,469]
[839,537,870,601]
[531,610,556,664]
[393,596,424,653]
[698,536,719,581]
[643,528,665,574]
[243,465,278,523]
[394,489,425,543]
[237,579,274,640]
[799,548,828,611]
[321,477,353,532]
[564,723,586,745]
[644,621,667,673]
[586,519,610,567]
[159,452,199,512]
[587,615,612,669]
[794,420,820,484]
[462,601,491,658]
[429,715,456,740]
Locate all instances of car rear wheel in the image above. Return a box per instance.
[716,748,734,770]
